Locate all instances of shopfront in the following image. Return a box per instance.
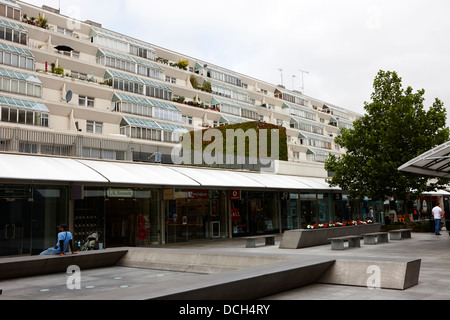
[281,192,339,229]
[73,187,160,248]
[165,189,228,243]
[0,184,68,257]
[231,190,279,237]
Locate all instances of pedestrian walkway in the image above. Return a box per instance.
[0,231,450,300]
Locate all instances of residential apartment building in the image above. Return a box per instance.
[0,0,365,256]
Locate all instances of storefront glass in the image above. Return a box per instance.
[165,189,227,243]
[0,185,68,257]
[300,193,317,226]
[231,191,279,237]
[74,187,160,248]
[318,193,333,223]
[33,186,69,254]
[281,193,300,231]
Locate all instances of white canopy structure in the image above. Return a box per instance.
[398,141,450,178]
[0,153,338,191]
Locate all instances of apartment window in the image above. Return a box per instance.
[86,121,102,134]
[153,106,181,123]
[165,76,176,84]
[182,116,193,125]
[0,106,48,127]
[0,24,27,45]
[0,76,42,98]
[79,95,95,108]
[0,47,34,71]
[57,26,73,37]
[71,71,87,80]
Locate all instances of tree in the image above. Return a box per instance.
[325,70,450,210]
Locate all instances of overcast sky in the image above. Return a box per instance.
[22,0,450,118]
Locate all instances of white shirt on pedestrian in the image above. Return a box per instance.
[432,206,443,219]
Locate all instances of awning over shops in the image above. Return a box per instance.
[0,153,339,191]
[0,153,108,183]
[398,141,450,178]
[78,159,197,187]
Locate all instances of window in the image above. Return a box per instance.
[0,48,33,71]
[182,116,193,125]
[86,121,102,134]
[71,71,87,80]
[40,114,49,127]
[0,106,48,127]
[165,76,176,84]
[79,95,95,108]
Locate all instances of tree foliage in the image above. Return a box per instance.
[325,70,450,201]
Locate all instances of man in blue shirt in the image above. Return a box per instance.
[40,224,77,256]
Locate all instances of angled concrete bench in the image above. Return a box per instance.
[245,235,276,248]
[389,229,412,240]
[329,235,361,250]
[0,248,128,281]
[363,232,389,245]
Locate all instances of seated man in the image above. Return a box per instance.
[40,224,77,256]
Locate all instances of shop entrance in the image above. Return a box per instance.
[0,198,31,257]
[105,198,135,247]
[165,189,226,243]
[301,197,317,226]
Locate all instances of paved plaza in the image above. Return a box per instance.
[1,231,450,300]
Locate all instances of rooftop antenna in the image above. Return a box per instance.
[299,69,309,94]
[292,75,296,90]
[278,68,284,86]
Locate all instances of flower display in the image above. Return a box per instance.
[306,219,373,229]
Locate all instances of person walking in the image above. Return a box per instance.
[368,206,374,221]
[432,203,443,235]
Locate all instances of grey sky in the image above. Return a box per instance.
[22,0,450,118]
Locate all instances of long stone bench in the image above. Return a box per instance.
[318,257,421,290]
[280,223,382,249]
[0,248,128,281]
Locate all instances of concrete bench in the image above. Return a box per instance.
[389,229,412,240]
[329,235,361,250]
[245,235,276,248]
[0,248,129,281]
[363,232,389,245]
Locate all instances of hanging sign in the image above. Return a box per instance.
[230,190,241,200]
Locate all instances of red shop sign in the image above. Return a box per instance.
[230,190,241,200]
[231,208,241,222]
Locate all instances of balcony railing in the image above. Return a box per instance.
[0,126,174,163]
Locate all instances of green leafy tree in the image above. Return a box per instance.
[325,70,449,210]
